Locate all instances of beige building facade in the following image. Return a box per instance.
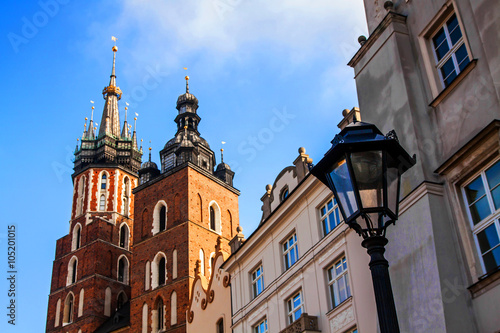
[349,1,500,332]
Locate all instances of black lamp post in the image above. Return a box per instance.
[310,121,416,333]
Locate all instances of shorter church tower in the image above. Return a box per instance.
[129,76,239,333]
[46,44,142,333]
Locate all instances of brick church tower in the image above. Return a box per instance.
[46,45,142,332]
[129,76,239,332]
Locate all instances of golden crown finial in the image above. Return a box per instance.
[134,117,137,121]
[92,106,95,110]
[184,125,188,130]
[85,117,88,121]
[185,75,189,81]
[112,45,118,52]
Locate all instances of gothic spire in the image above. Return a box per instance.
[121,106,130,139]
[98,43,122,138]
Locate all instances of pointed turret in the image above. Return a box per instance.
[73,41,142,174]
[98,45,122,138]
[132,117,138,149]
[121,106,131,139]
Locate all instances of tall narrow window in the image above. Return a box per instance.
[157,299,164,331]
[172,250,178,279]
[327,256,351,308]
[117,292,126,310]
[123,178,130,216]
[55,298,61,327]
[210,206,216,230]
[118,258,125,282]
[63,293,74,325]
[251,265,264,298]
[320,197,342,236]
[158,257,166,286]
[199,249,205,275]
[145,261,151,290]
[217,318,224,333]
[101,174,107,189]
[99,195,106,211]
[67,256,78,285]
[119,224,128,249]
[283,233,298,270]
[170,291,177,325]
[142,303,148,333]
[160,206,166,231]
[431,13,470,88]
[286,291,303,324]
[72,224,82,251]
[104,287,111,316]
[463,159,500,274]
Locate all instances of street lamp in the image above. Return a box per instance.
[310,121,416,333]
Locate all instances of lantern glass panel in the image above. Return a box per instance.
[350,151,383,210]
[386,153,400,216]
[328,158,358,218]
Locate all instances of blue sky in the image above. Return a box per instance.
[0,0,367,331]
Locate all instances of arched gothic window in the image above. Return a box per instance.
[160,206,166,231]
[208,201,221,233]
[152,253,167,289]
[123,177,130,216]
[217,318,224,333]
[142,303,148,333]
[119,224,129,249]
[157,298,164,331]
[210,206,216,231]
[63,293,74,325]
[117,291,127,310]
[67,256,78,286]
[72,224,82,251]
[117,256,129,284]
[171,291,177,325]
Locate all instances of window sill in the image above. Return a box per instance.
[430,59,477,107]
[325,296,353,318]
[468,266,500,298]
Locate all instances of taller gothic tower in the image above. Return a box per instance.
[46,45,142,332]
[129,76,239,332]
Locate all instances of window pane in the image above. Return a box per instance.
[465,177,486,203]
[455,44,469,71]
[477,224,500,254]
[441,58,457,86]
[491,186,500,210]
[486,161,500,190]
[329,159,358,218]
[321,207,326,216]
[327,200,333,211]
[483,246,500,273]
[432,28,448,60]
[328,212,335,230]
[469,197,491,225]
[447,15,461,45]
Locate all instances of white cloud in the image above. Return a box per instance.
[83,0,367,76]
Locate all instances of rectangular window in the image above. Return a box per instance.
[463,160,500,274]
[253,318,268,333]
[251,265,264,298]
[327,256,351,308]
[283,233,299,270]
[431,13,470,88]
[320,197,342,236]
[286,291,303,324]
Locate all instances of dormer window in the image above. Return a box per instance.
[280,186,289,202]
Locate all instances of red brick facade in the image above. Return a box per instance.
[129,164,239,332]
[46,167,138,332]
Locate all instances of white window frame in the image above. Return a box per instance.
[430,11,470,89]
[461,159,500,275]
[251,264,264,298]
[253,318,268,333]
[286,290,304,324]
[282,233,299,271]
[208,201,222,234]
[319,197,343,237]
[327,256,351,309]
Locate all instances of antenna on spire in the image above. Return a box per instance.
[221,141,226,163]
[148,140,152,162]
[124,102,128,122]
[111,36,118,77]
[184,67,189,93]
[90,100,95,121]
